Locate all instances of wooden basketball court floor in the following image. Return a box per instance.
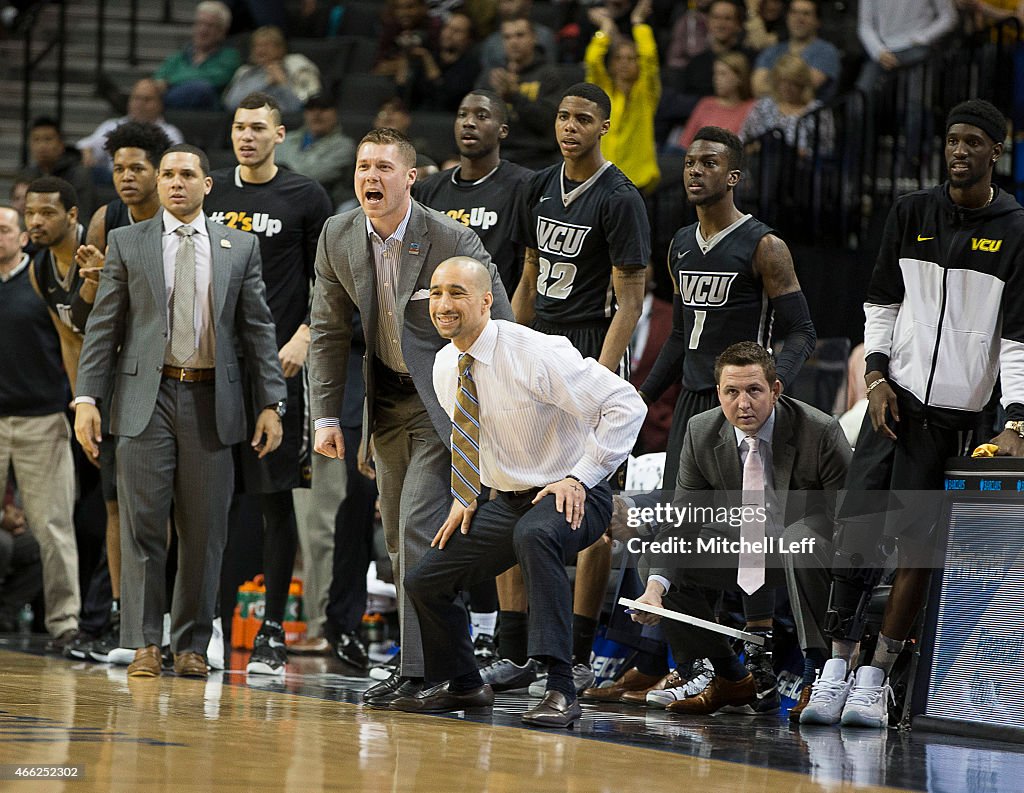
[0,637,1021,792]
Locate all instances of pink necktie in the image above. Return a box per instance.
[738,436,766,595]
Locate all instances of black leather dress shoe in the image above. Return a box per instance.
[521,691,582,728]
[333,632,369,672]
[390,682,494,713]
[363,675,424,707]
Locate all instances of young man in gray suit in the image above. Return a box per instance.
[308,128,513,707]
[625,341,849,716]
[73,144,286,679]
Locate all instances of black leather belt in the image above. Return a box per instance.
[373,357,418,393]
[499,487,541,499]
[162,365,215,383]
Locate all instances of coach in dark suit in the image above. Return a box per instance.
[626,341,849,715]
[308,128,512,706]
[74,144,286,679]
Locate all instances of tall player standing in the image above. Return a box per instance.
[206,92,333,676]
[481,82,650,696]
[621,126,816,715]
[70,122,173,665]
[414,89,533,297]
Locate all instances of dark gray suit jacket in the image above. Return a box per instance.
[308,200,513,446]
[76,213,286,446]
[650,395,851,582]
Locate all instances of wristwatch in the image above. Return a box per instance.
[1005,420,1024,438]
[266,400,287,419]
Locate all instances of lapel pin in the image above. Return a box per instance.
[408,242,421,255]
[220,239,232,248]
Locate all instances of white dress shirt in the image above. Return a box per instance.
[162,210,215,367]
[367,202,413,373]
[433,319,646,491]
[650,407,778,595]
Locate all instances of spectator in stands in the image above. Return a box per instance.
[276,93,356,208]
[397,11,482,111]
[477,16,567,168]
[154,0,242,110]
[856,0,956,96]
[374,0,442,79]
[957,0,1024,28]
[375,96,413,133]
[369,97,434,167]
[223,26,322,114]
[741,53,834,156]
[667,52,754,152]
[76,79,184,178]
[480,0,557,71]
[584,0,661,193]
[752,0,842,101]
[25,118,95,223]
[0,489,42,634]
[660,0,754,134]
[559,0,637,64]
[856,1,956,176]
[744,0,788,52]
[9,175,30,217]
[0,200,80,652]
[666,0,713,71]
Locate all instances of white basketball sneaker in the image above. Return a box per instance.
[800,658,853,725]
[840,665,892,728]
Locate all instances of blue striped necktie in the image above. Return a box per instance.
[451,353,481,506]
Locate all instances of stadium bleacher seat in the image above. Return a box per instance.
[164,109,231,152]
[338,73,396,114]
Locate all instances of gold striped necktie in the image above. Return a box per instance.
[451,353,481,506]
[170,225,196,364]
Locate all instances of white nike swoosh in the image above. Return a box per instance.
[677,250,690,259]
[539,196,552,202]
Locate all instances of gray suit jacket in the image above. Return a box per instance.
[651,395,851,582]
[308,200,513,445]
[76,213,286,446]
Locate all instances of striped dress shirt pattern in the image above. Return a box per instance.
[433,320,646,492]
[367,207,412,373]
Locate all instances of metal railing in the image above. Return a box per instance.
[737,16,1023,248]
[95,0,143,87]
[19,0,66,165]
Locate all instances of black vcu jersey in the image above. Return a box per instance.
[413,160,532,296]
[671,215,773,392]
[104,198,132,234]
[31,226,88,333]
[514,161,650,326]
[207,166,333,347]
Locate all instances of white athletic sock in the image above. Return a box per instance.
[471,611,497,637]
[870,633,905,677]
[832,639,859,671]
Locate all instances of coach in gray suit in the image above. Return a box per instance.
[308,128,512,706]
[626,341,849,715]
[74,144,286,679]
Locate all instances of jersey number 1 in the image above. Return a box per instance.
[689,310,706,349]
[537,257,578,300]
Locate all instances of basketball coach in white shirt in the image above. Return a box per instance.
[390,256,645,728]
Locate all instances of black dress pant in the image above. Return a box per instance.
[405,482,612,683]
